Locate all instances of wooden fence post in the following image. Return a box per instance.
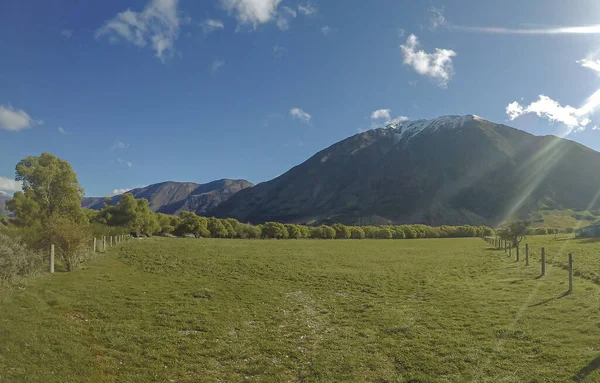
[110,236,113,247]
[541,247,546,277]
[525,244,529,266]
[103,236,106,252]
[49,244,55,273]
[504,240,507,253]
[516,246,519,262]
[568,253,573,294]
[93,237,97,253]
[509,245,512,257]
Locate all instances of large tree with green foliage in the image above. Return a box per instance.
[7,152,84,224]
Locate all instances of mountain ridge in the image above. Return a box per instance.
[82,178,253,215]
[209,115,600,226]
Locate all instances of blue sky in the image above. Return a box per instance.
[2,0,600,196]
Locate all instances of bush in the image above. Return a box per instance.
[534,227,548,235]
[0,232,44,300]
[44,216,90,271]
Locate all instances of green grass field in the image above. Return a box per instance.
[2,237,600,382]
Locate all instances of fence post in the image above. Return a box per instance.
[509,245,512,257]
[49,244,55,273]
[568,253,573,294]
[541,247,546,277]
[516,246,520,262]
[93,237,97,253]
[103,236,106,252]
[504,240,507,253]
[525,244,529,266]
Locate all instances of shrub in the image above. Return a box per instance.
[44,216,90,271]
[0,232,44,298]
[534,227,548,235]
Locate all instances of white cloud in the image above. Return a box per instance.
[57,126,67,135]
[61,29,73,39]
[201,19,224,33]
[111,188,131,196]
[397,28,405,38]
[297,4,317,15]
[370,109,408,127]
[593,125,600,131]
[506,59,600,135]
[290,107,311,123]
[95,0,182,61]
[400,34,456,88]
[111,141,130,150]
[0,105,41,132]
[428,7,446,30]
[505,94,598,134]
[219,0,282,28]
[371,109,392,121]
[0,177,21,193]
[578,58,600,74]
[276,6,296,30]
[127,161,133,168]
[211,58,225,73]
[321,25,332,36]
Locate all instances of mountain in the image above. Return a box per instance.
[0,191,11,216]
[82,179,253,215]
[210,115,600,226]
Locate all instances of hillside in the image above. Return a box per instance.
[211,115,600,226]
[83,179,253,215]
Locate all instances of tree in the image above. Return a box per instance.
[7,153,84,223]
[500,220,531,248]
[534,227,548,236]
[332,223,351,239]
[375,227,393,239]
[175,211,209,237]
[312,225,335,239]
[5,190,41,227]
[350,226,365,239]
[262,222,288,239]
[207,217,229,238]
[157,213,177,235]
[285,224,302,239]
[363,226,377,239]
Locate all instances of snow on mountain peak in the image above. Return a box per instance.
[384,114,486,141]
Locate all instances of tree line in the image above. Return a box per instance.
[2,153,496,271]
[86,193,495,239]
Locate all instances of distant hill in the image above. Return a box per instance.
[210,115,600,226]
[82,179,253,215]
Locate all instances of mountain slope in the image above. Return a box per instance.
[211,115,600,226]
[83,179,253,215]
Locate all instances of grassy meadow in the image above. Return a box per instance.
[1,237,600,382]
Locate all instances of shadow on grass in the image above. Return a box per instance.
[572,356,600,382]
[579,237,600,244]
[528,291,569,307]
